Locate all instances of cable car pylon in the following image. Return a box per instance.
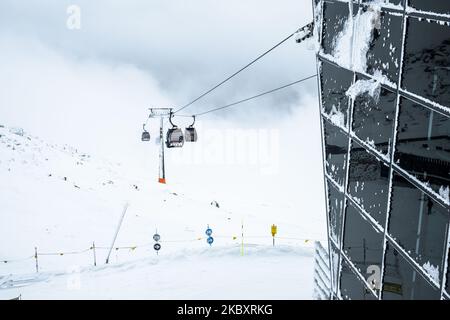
[158,115,166,184]
[141,108,173,184]
[141,108,199,184]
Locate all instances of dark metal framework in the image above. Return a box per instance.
[315,0,450,299]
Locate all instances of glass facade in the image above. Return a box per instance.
[316,0,450,299]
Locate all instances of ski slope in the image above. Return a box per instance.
[0,125,324,299]
[1,245,313,299]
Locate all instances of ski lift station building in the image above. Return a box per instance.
[315,0,450,299]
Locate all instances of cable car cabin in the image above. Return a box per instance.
[184,116,197,142]
[166,128,184,148]
[141,131,150,142]
[185,127,197,142]
[141,123,150,142]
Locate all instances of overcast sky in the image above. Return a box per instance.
[0,1,324,209]
[0,0,316,119]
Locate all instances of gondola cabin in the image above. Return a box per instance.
[185,127,197,142]
[141,124,151,142]
[141,131,150,141]
[166,127,184,148]
[185,116,198,142]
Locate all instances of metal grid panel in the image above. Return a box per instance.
[315,0,450,299]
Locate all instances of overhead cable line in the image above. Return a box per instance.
[173,26,310,114]
[176,74,317,117]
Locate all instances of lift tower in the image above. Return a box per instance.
[148,108,172,184]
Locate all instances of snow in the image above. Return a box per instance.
[394,164,450,206]
[386,234,441,288]
[365,0,403,11]
[346,78,381,102]
[400,88,450,115]
[0,124,324,299]
[439,186,449,204]
[8,127,25,136]
[371,69,397,88]
[349,132,390,163]
[309,1,323,53]
[325,173,345,193]
[1,245,314,299]
[327,105,346,129]
[318,0,403,91]
[332,5,381,73]
[422,261,440,283]
[349,197,384,233]
[406,6,450,20]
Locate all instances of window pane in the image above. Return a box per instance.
[320,61,353,129]
[348,140,390,227]
[395,98,450,199]
[408,0,450,15]
[340,259,378,300]
[324,120,349,187]
[322,1,349,55]
[366,11,403,84]
[388,172,449,282]
[402,17,450,108]
[343,203,384,290]
[327,181,345,244]
[382,241,441,299]
[352,77,396,158]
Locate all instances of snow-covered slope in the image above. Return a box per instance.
[1,245,314,300]
[0,125,321,299]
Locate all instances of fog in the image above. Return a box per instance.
[0,0,324,216]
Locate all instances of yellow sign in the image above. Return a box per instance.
[383,282,402,295]
[271,224,277,237]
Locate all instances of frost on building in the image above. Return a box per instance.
[313,0,450,299]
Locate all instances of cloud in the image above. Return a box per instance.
[0,32,172,164]
[0,1,324,223]
[0,0,316,116]
[165,93,325,216]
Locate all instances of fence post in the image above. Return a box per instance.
[34,247,39,273]
[92,241,97,267]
